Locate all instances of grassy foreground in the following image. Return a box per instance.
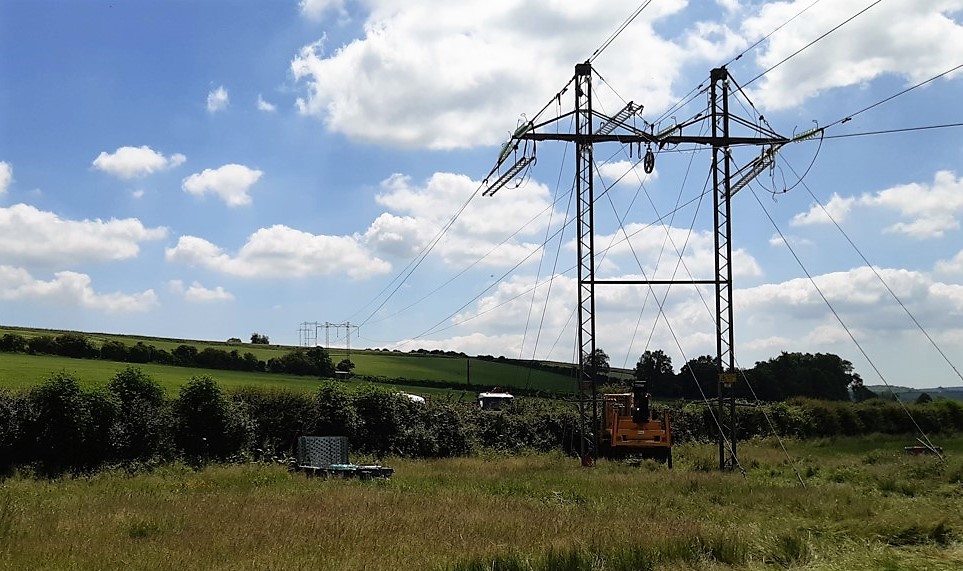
[1,436,961,570]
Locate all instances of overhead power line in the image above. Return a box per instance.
[724,0,825,68]
[745,0,885,87]
[782,160,963,386]
[659,0,826,136]
[351,181,484,327]
[590,0,654,63]
[749,184,945,461]
[823,122,963,140]
[826,62,963,128]
[770,64,963,149]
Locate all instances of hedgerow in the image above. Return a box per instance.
[0,369,960,476]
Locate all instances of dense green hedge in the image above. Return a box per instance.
[666,397,963,442]
[1,368,961,477]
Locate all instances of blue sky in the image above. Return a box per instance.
[1,0,962,389]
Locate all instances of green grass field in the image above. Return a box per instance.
[331,350,577,393]
[0,353,469,399]
[0,325,578,394]
[1,435,960,570]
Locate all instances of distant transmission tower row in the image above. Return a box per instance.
[297,321,360,360]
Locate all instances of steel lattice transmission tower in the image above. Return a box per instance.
[483,61,802,469]
[574,62,599,461]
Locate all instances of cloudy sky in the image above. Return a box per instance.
[1,0,962,389]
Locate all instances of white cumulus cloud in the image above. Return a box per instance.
[182,164,263,207]
[451,274,576,335]
[0,266,157,313]
[165,225,392,280]
[286,1,963,151]
[741,0,963,110]
[936,251,963,275]
[0,162,12,195]
[207,85,229,112]
[364,172,558,266]
[592,223,763,280]
[419,262,963,367]
[92,146,186,180]
[300,0,344,20]
[859,170,963,239]
[790,171,963,238]
[737,266,961,330]
[291,0,695,149]
[0,203,167,267]
[791,193,855,226]
[168,279,234,302]
[257,94,277,112]
[769,233,813,248]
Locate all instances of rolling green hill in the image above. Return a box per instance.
[327,349,577,393]
[0,326,577,395]
[0,352,475,399]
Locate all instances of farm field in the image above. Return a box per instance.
[331,350,576,393]
[0,353,467,399]
[0,326,577,394]
[1,435,961,571]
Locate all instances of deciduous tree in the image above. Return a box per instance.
[634,349,676,396]
[250,332,270,345]
[584,348,610,380]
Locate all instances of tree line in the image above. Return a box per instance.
[590,348,874,402]
[0,332,337,377]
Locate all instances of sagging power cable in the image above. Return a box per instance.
[823,122,963,140]
[350,180,485,327]
[590,0,654,63]
[404,173,719,343]
[364,184,574,328]
[723,0,825,68]
[826,62,963,129]
[748,184,945,462]
[744,0,886,88]
[519,137,575,363]
[783,161,963,385]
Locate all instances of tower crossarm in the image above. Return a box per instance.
[516,132,789,146]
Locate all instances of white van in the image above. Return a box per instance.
[477,390,514,411]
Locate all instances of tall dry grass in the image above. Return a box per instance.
[0,436,961,570]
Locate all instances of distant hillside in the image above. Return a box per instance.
[867,385,963,402]
[0,325,577,395]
